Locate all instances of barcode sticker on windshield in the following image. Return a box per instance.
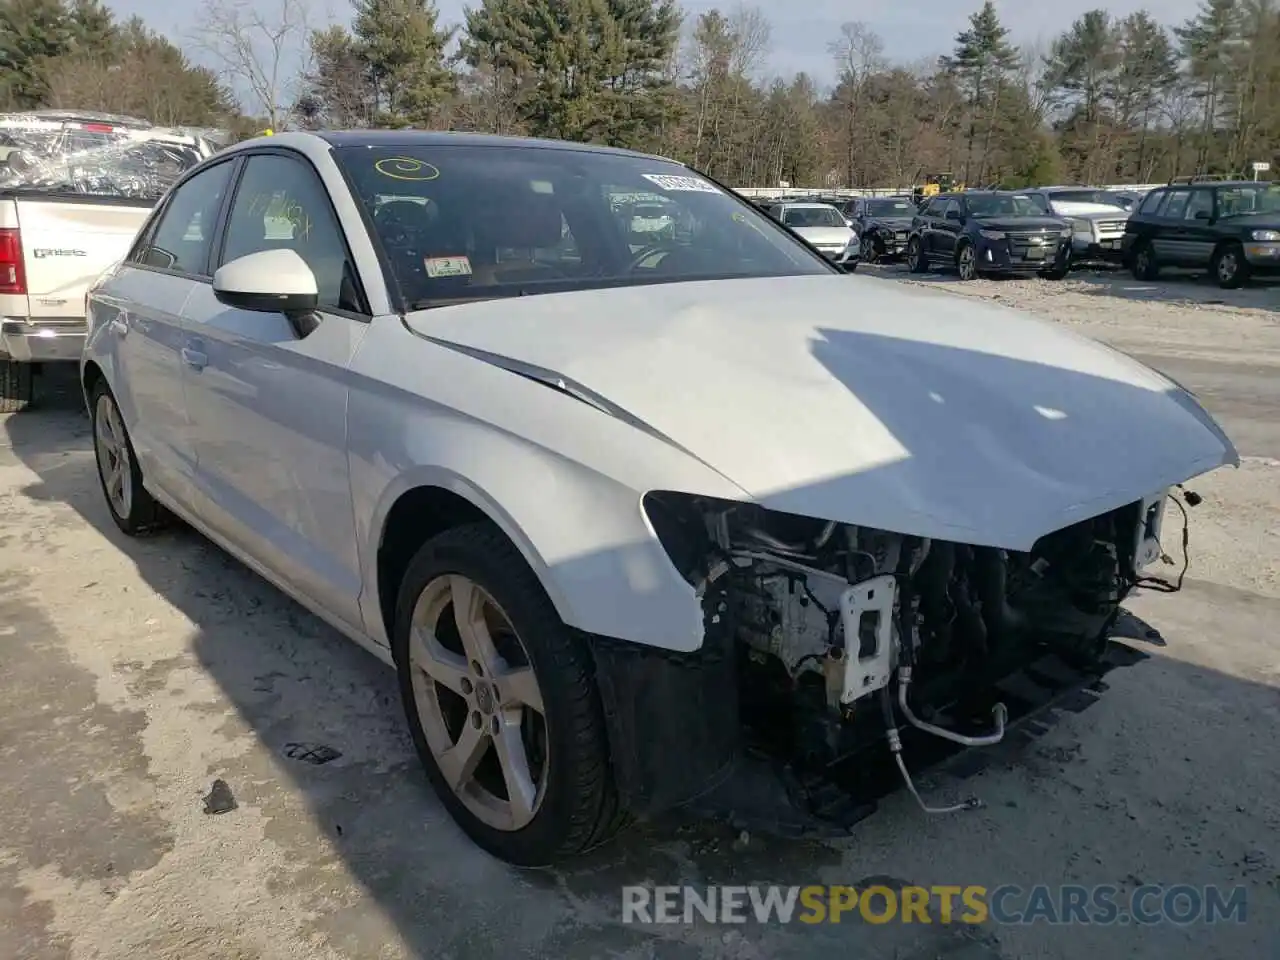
[424,255,472,278]
[641,173,719,194]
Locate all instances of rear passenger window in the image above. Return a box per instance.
[1138,191,1165,215]
[1161,190,1191,219]
[137,160,234,275]
[1184,190,1214,220]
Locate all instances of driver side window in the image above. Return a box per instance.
[220,153,362,313]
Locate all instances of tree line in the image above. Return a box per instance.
[2,0,1278,189]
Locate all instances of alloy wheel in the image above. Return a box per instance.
[1217,250,1238,284]
[409,574,548,832]
[958,245,976,280]
[94,392,134,519]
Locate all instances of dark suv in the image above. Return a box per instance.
[844,195,918,262]
[1122,180,1280,288]
[905,191,1072,281]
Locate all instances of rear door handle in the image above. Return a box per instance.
[181,346,207,370]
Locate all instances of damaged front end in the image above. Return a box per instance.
[592,489,1186,835]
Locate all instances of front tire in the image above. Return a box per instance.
[956,241,978,281]
[0,358,33,413]
[89,381,169,536]
[906,237,929,273]
[1131,241,1159,281]
[393,523,625,866]
[1212,242,1249,289]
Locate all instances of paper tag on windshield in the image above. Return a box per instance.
[424,255,472,278]
[641,173,719,194]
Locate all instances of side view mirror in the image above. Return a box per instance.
[945,210,962,221]
[213,248,319,315]
[1194,210,1211,220]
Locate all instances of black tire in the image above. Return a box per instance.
[89,379,169,536]
[1131,241,1159,281]
[392,522,626,866]
[0,358,34,413]
[1211,242,1249,289]
[866,234,885,264]
[844,260,858,274]
[906,236,929,273]
[1041,262,1070,281]
[955,241,978,281]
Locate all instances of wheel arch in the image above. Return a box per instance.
[360,463,706,655]
[81,357,106,407]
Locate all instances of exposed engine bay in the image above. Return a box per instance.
[641,489,1188,817]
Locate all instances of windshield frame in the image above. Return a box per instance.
[965,192,1050,219]
[333,143,840,311]
[1047,189,1126,208]
[1215,183,1280,217]
[781,205,846,228]
[865,198,917,217]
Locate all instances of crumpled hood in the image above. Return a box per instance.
[871,217,915,230]
[791,225,854,246]
[405,275,1237,549]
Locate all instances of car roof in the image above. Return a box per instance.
[779,202,840,209]
[314,129,669,162]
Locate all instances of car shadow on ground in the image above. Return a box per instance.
[3,364,1277,960]
[863,260,1280,311]
[1065,268,1280,310]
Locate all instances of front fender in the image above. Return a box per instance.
[347,322,749,652]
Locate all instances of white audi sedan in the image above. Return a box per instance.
[82,131,1237,866]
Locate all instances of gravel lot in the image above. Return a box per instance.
[2,268,1278,960]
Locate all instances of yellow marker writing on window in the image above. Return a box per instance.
[375,157,440,182]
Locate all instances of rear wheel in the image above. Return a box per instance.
[906,237,929,273]
[89,381,169,536]
[1131,241,1159,281]
[393,523,626,866]
[0,359,33,413]
[1212,242,1249,289]
[956,242,978,281]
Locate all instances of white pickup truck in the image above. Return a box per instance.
[0,112,218,411]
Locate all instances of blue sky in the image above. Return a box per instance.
[108,0,1202,92]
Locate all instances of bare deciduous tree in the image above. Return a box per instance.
[192,0,313,130]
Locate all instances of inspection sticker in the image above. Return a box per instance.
[424,255,472,278]
[641,173,720,194]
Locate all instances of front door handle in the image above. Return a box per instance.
[181,346,208,370]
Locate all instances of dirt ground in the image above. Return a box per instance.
[2,267,1278,960]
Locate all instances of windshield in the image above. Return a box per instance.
[1217,184,1280,217]
[0,132,205,200]
[966,193,1048,218]
[866,198,916,217]
[782,206,845,228]
[336,145,835,306]
[1048,189,1125,207]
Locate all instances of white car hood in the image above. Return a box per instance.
[791,225,853,246]
[405,275,1236,549]
[1051,200,1129,219]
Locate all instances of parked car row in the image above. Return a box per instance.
[750,179,1280,290]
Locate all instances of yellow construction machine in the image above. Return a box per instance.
[912,173,964,204]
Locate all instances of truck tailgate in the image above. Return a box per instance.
[12,197,152,320]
